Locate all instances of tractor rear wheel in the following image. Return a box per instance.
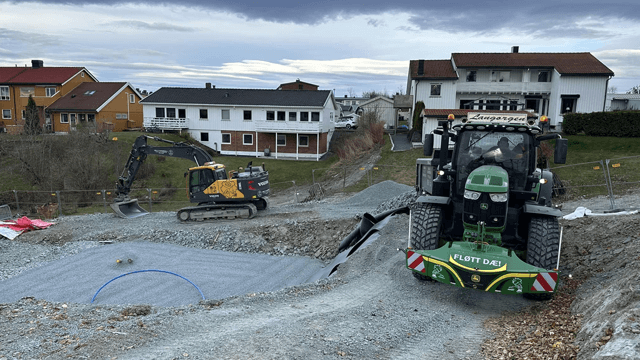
[410,204,444,281]
[524,216,560,300]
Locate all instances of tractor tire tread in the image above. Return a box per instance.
[524,216,560,300]
[410,204,443,281]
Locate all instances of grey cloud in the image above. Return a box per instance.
[367,19,385,27]
[16,1,640,27]
[0,28,60,47]
[102,20,196,32]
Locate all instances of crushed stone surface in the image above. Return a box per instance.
[0,180,638,359]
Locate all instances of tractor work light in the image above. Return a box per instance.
[464,190,481,200]
[539,178,548,184]
[489,193,508,202]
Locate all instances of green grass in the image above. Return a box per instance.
[3,131,640,215]
[551,135,640,199]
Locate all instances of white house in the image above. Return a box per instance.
[406,47,614,131]
[140,85,340,160]
[605,93,640,111]
[355,96,396,128]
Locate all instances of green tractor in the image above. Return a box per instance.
[405,113,568,300]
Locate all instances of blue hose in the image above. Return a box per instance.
[91,269,205,303]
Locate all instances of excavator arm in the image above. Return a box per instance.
[112,135,213,217]
[115,135,213,200]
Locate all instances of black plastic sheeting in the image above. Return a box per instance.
[308,206,410,282]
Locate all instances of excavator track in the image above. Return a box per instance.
[176,203,258,222]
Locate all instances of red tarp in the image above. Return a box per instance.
[0,216,54,240]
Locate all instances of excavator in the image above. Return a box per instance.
[111,135,269,221]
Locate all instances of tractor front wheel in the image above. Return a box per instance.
[409,204,444,281]
[524,216,560,300]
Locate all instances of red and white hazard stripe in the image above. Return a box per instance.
[531,272,558,292]
[407,250,425,273]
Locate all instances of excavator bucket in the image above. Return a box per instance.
[110,198,149,218]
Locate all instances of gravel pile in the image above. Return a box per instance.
[1,179,639,359]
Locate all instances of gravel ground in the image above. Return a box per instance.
[1,180,639,359]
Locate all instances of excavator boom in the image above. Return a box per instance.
[111,135,269,220]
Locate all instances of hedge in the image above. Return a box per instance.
[562,111,640,137]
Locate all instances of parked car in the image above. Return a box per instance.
[335,117,358,130]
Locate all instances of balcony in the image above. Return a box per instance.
[254,120,324,133]
[143,117,188,130]
[456,81,552,95]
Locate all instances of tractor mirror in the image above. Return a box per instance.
[423,134,434,157]
[554,138,568,164]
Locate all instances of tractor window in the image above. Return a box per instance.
[454,131,531,192]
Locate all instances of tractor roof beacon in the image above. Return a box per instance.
[405,113,568,300]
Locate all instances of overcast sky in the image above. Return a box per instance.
[1,0,639,96]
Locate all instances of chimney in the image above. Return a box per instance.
[205,83,211,89]
[31,60,44,69]
[511,46,519,53]
[417,60,425,75]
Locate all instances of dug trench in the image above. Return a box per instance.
[0,181,639,359]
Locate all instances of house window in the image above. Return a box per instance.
[277,111,286,121]
[221,109,230,121]
[178,109,186,118]
[289,112,297,121]
[21,110,26,119]
[155,108,165,118]
[0,86,9,100]
[70,113,76,124]
[266,111,275,120]
[430,84,441,96]
[79,114,86,122]
[243,110,252,120]
[299,135,309,147]
[491,71,510,82]
[311,112,320,121]
[84,90,96,96]
[300,112,309,121]
[166,108,176,118]
[222,133,231,144]
[87,114,95,122]
[129,94,135,103]
[20,87,35,97]
[466,70,477,82]
[199,109,208,119]
[561,97,578,114]
[46,87,56,97]
[243,134,253,145]
[201,132,209,142]
[277,134,286,146]
[116,113,128,119]
[2,109,10,119]
[537,71,550,82]
[61,113,69,123]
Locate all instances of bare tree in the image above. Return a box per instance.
[347,87,356,97]
[627,85,640,94]
[362,89,390,99]
[607,86,618,94]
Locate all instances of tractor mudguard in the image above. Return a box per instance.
[416,195,451,205]
[522,204,562,217]
[406,242,558,295]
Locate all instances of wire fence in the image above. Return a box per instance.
[0,180,300,219]
[2,156,640,219]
